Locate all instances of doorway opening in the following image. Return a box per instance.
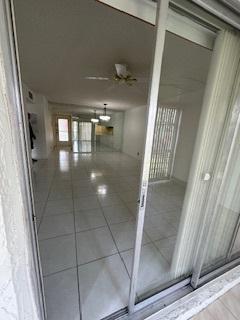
[10,0,240,319]
[58,118,69,142]
[55,115,71,148]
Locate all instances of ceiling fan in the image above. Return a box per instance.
[85,63,141,86]
[84,63,205,93]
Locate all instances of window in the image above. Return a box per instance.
[58,118,69,142]
[79,122,92,141]
[149,107,181,181]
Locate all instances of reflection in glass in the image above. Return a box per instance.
[150,107,181,181]
[72,121,78,141]
[132,31,212,301]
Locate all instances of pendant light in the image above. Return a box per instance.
[91,109,99,123]
[99,104,111,122]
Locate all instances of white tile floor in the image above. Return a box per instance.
[33,148,185,320]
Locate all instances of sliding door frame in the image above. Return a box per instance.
[4,0,239,318]
[128,1,239,317]
[191,53,240,289]
[128,0,170,313]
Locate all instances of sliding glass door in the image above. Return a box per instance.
[191,60,240,286]
[129,1,240,314]
[72,119,93,153]
[128,29,213,304]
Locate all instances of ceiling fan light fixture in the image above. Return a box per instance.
[100,115,111,121]
[91,109,99,123]
[99,104,111,122]
[91,118,99,123]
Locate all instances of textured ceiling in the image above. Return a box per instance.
[14,0,212,112]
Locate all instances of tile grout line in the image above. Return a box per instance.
[99,203,133,280]
[78,252,121,267]
[43,265,77,278]
[36,164,57,232]
[71,164,83,320]
[35,150,185,320]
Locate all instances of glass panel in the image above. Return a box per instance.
[201,99,240,272]
[130,30,213,301]
[72,120,78,141]
[79,122,92,141]
[72,121,93,152]
[182,37,240,283]
[58,118,69,142]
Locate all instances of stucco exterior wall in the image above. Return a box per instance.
[0,2,42,319]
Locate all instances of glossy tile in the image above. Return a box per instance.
[109,221,151,252]
[97,193,124,207]
[48,188,72,200]
[102,204,133,225]
[76,226,117,265]
[45,199,73,216]
[44,268,80,320]
[73,185,95,197]
[144,215,177,241]
[154,236,177,263]
[121,243,170,296]
[34,149,186,320]
[74,209,106,232]
[39,234,76,275]
[74,195,100,211]
[38,213,74,240]
[78,254,130,320]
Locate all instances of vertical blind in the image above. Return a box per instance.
[72,121,92,141]
[172,30,240,279]
[149,107,181,181]
[79,122,92,141]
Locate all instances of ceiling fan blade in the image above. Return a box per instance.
[115,64,128,77]
[84,76,110,81]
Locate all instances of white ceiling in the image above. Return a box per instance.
[14,0,212,112]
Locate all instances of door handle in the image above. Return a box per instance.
[202,173,211,181]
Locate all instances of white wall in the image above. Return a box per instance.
[172,90,204,183]
[121,91,203,182]
[99,112,124,151]
[122,105,147,159]
[50,102,124,151]
[23,84,53,159]
[44,102,54,155]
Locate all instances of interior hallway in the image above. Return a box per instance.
[33,147,184,320]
